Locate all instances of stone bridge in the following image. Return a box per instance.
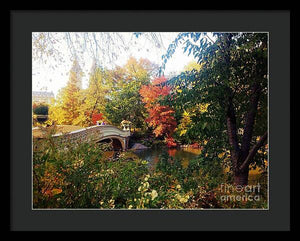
[50,125,131,150]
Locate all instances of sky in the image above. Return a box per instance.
[32,32,197,97]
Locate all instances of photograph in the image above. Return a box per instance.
[32,32,269,210]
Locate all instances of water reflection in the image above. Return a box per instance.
[133,146,202,168]
[104,146,263,178]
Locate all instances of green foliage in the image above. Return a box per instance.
[105,79,148,129]
[33,134,267,209]
[33,135,147,208]
[47,56,157,130]
[156,151,222,191]
[104,57,157,129]
[33,32,269,209]
[164,33,268,172]
[33,138,103,208]
[33,104,49,115]
[76,66,111,126]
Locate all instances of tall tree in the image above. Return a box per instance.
[104,57,154,129]
[105,79,147,129]
[48,60,83,125]
[77,62,111,126]
[162,33,268,185]
[140,76,177,145]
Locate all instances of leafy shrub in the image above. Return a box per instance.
[33,104,49,115]
[33,134,267,209]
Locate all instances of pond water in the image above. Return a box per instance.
[103,146,263,178]
[132,146,202,168]
[103,146,202,168]
[132,146,264,179]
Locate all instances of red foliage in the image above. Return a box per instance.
[168,148,177,157]
[139,76,172,109]
[32,103,38,110]
[146,104,177,137]
[166,136,177,148]
[91,112,103,125]
[139,76,177,143]
[190,142,200,149]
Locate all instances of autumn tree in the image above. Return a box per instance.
[77,61,111,126]
[91,112,104,125]
[48,60,83,125]
[105,57,156,129]
[170,61,209,145]
[105,80,147,130]
[139,76,177,146]
[161,33,268,185]
[173,104,209,145]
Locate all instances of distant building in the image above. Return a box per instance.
[32,91,54,104]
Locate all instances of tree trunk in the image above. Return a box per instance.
[234,166,249,186]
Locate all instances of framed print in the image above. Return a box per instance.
[10,10,291,231]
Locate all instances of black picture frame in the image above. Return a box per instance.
[10,10,291,231]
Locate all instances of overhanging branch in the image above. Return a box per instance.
[239,131,268,171]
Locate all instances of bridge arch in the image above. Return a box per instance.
[97,135,126,150]
[50,125,131,151]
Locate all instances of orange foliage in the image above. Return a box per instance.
[139,76,172,108]
[190,142,200,149]
[146,104,177,138]
[168,148,177,157]
[85,110,104,125]
[91,112,103,125]
[166,136,177,148]
[140,76,177,146]
[32,102,38,110]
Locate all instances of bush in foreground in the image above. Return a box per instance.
[33,137,267,209]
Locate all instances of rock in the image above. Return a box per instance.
[130,143,149,150]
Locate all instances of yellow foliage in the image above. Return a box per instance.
[51,188,62,196]
[184,61,203,72]
[180,129,187,136]
[218,152,226,158]
[177,110,193,137]
[199,103,209,113]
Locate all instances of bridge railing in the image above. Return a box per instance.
[49,125,130,145]
[33,124,131,152]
